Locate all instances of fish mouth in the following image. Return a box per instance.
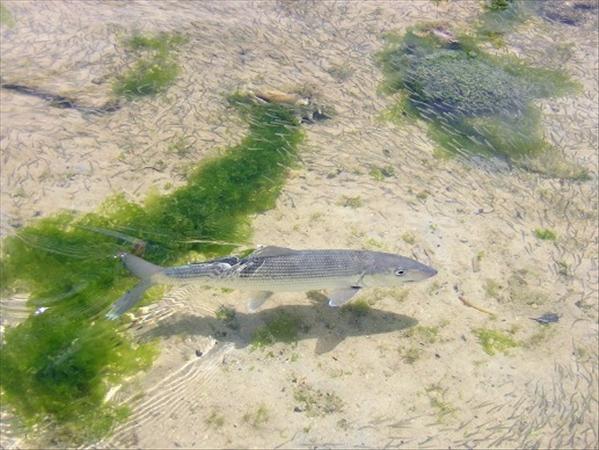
[420,265,437,279]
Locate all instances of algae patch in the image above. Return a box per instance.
[215,305,239,330]
[205,410,225,428]
[0,3,15,27]
[0,96,303,445]
[534,227,557,240]
[251,313,304,349]
[114,32,186,99]
[242,404,269,428]
[425,383,456,423]
[377,25,584,178]
[341,299,371,317]
[478,0,598,37]
[339,195,363,208]
[473,328,519,355]
[293,381,343,417]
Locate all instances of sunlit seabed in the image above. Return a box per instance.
[0,1,597,448]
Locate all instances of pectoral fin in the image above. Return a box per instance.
[106,279,152,320]
[327,287,361,307]
[247,291,273,313]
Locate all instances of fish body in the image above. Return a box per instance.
[107,246,437,319]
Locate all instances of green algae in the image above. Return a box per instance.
[250,313,303,349]
[401,232,416,245]
[242,404,269,427]
[405,325,439,344]
[488,0,514,12]
[0,3,15,27]
[205,410,225,428]
[377,26,584,178]
[215,305,239,330]
[369,165,395,181]
[478,0,597,35]
[341,299,370,317]
[473,328,519,355]
[126,33,186,52]
[401,346,422,364]
[477,0,525,41]
[0,96,303,444]
[293,382,343,417]
[425,383,456,423]
[534,227,557,240]
[339,195,363,208]
[113,32,186,99]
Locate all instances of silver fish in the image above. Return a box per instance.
[106,246,437,320]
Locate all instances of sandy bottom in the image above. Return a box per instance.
[1,1,597,449]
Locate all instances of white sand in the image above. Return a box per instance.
[1,1,597,448]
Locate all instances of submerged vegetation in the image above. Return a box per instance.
[293,381,343,417]
[534,227,557,240]
[369,165,395,181]
[250,313,304,348]
[0,3,15,27]
[425,383,456,423]
[242,404,270,428]
[377,24,586,179]
[113,32,186,99]
[473,328,519,355]
[341,299,371,317]
[478,0,598,38]
[0,95,303,444]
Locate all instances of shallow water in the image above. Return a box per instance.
[1,1,598,449]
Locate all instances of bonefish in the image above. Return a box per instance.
[106,246,437,319]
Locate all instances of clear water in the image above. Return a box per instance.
[1,1,597,448]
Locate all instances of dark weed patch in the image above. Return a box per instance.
[0,95,303,445]
[378,25,586,179]
[113,32,186,99]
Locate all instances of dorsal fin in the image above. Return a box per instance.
[249,245,296,258]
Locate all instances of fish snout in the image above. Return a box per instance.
[425,266,438,278]
[414,263,437,281]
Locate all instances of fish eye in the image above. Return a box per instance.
[394,268,406,276]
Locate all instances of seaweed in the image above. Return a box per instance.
[377,26,584,178]
[205,411,225,428]
[113,32,186,99]
[242,404,269,427]
[0,96,303,444]
[369,165,395,181]
[534,227,557,240]
[341,299,370,317]
[0,3,14,27]
[250,313,304,348]
[473,328,519,355]
[477,0,526,41]
[425,383,456,423]
[339,196,363,208]
[293,382,343,417]
[477,1,598,46]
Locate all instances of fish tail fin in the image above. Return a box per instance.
[106,253,162,320]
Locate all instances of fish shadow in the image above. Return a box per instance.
[140,302,418,354]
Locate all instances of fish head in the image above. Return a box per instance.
[363,253,437,286]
